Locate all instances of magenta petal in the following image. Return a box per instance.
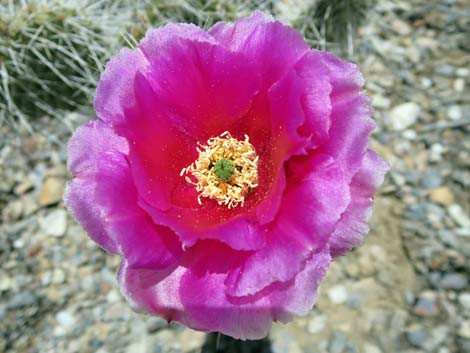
[226,155,350,297]
[65,120,182,270]
[65,120,128,253]
[315,49,365,100]
[269,247,331,322]
[269,51,332,152]
[65,178,118,253]
[119,242,330,340]
[224,230,311,298]
[94,48,149,126]
[210,11,309,89]
[140,23,261,139]
[177,245,331,339]
[118,259,185,321]
[317,94,375,181]
[119,73,197,211]
[178,241,272,339]
[329,150,389,257]
[139,198,266,251]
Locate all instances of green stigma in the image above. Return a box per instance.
[213,158,235,182]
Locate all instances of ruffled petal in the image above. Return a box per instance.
[314,50,365,100]
[94,48,149,126]
[316,94,375,181]
[210,11,309,90]
[225,154,350,297]
[329,150,389,257]
[139,23,261,140]
[118,259,186,322]
[268,50,332,153]
[313,51,374,181]
[64,120,182,270]
[65,119,129,253]
[268,247,331,322]
[178,245,331,339]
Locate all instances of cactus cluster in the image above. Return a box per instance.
[297,0,376,54]
[0,0,125,129]
[125,0,276,44]
[0,0,373,129]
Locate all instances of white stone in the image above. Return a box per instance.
[448,204,470,228]
[388,102,421,131]
[41,209,67,237]
[421,78,433,88]
[327,285,348,304]
[459,293,470,311]
[447,105,462,121]
[0,275,14,292]
[363,343,383,353]
[403,129,417,140]
[56,310,76,328]
[307,314,326,334]
[179,329,206,352]
[456,68,469,77]
[429,143,444,162]
[454,78,465,92]
[458,321,470,338]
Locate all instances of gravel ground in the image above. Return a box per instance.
[0,1,469,352]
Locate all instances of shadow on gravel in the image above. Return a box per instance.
[201,333,273,353]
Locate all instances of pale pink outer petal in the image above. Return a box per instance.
[329,150,389,257]
[64,120,182,270]
[65,120,128,254]
[314,50,365,100]
[179,247,332,339]
[268,50,332,154]
[225,155,350,298]
[315,51,375,181]
[317,93,375,181]
[118,245,331,340]
[94,48,149,126]
[209,11,309,90]
[118,259,186,321]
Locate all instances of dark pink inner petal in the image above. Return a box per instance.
[140,24,262,141]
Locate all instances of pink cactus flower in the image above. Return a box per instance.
[65,12,388,339]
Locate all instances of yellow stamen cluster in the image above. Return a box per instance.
[180,131,259,208]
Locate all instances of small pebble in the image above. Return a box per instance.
[448,204,470,228]
[328,285,348,305]
[388,102,421,131]
[406,324,428,348]
[439,273,467,290]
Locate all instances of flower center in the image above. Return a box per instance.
[213,158,235,182]
[180,131,259,208]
